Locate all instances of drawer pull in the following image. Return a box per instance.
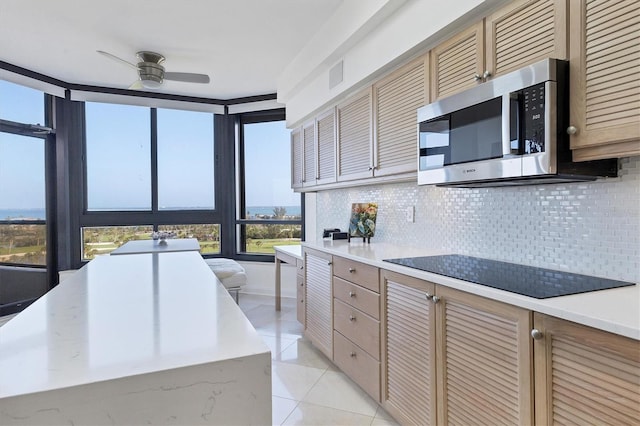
[348,291,356,298]
[350,351,357,358]
[348,267,356,273]
[425,293,433,300]
[349,315,356,322]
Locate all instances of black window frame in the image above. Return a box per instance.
[79,104,223,261]
[235,109,304,262]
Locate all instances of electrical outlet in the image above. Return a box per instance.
[405,206,415,223]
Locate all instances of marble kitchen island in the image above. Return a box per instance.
[0,251,271,425]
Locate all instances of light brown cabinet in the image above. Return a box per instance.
[373,55,429,177]
[436,285,534,425]
[332,257,381,401]
[533,313,640,425]
[337,88,374,182]
[381,270,437,425]
[315,108,337,185]
[304,248,333,359]
[431,0,567,100]
[381,270,533,425]
[296,258,305,326]
[568,0,640,161]
[290,128,303,189]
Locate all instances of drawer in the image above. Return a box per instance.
[333,257,379,292]
[333,298,380,359]
[333,330,381,402]
[296,258,304,276]
[333,277,380,320]
[296,274,305,325]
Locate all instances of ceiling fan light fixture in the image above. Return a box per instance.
[138,62,164,88]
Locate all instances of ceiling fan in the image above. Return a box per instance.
[97,50,210,89]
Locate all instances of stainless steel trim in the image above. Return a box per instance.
[501,93,511,156]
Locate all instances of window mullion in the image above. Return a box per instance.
[151,108,158,222]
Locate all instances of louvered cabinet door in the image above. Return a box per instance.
[302,121,316,186]
[430,21,484,100]
[315,108,336,185]
[304,249,333,359]
[436,286,534,426]
[486,0,567,78]
[290,128,303,189]
[381,270,437,426]
[373,55,428,177]
[533,313,640,425]
[568,0,640,160]
[337,88,374,181]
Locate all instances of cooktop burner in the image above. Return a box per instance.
[383,254,635,299]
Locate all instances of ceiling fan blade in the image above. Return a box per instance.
[97,50,139,70]
[128,80,144,90]
[164,72,210,84]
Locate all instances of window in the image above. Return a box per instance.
[81,103,219,259]
[238,114,302,255]
[157,108,215,210]
[85,102,151,211]
[0,81,47,266]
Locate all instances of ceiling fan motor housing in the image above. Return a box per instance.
[136,52,166,88]
[138,62,165,87]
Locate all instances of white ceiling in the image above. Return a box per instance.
[0,0,344,100]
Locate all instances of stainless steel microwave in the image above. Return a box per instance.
[417,58,617,187]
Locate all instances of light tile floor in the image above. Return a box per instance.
[239,293,399,426]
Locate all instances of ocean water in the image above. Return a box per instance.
[0,208,46,220]
[245,206,301,217]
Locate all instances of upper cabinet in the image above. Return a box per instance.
[302,121,316,186]
[431,0,567,101]
[373,55,429,177]
[290,128,303,190]
[430,22,485,100]
[316,108,337,186]
[486,0,567,78]
[568,0,640,161]
[337,88,374,182]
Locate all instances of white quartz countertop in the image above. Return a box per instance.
[302,240,640,340]
[109,238,201,255]
[0,251,269,399]
[274,244,302,260]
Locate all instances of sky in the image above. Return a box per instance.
[0,79,299,211]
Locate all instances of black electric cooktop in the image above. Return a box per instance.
[383,254,635,299]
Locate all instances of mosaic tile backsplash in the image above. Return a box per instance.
[315,156,640,283]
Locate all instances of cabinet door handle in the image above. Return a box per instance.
[300,282,304,287]
[531,329,544,340]
[350,351,357,358]
[348,267,356,273]
[431,296,441,304]
[482,70,492,79]
[349,315,356,322]
[348,291,356,298]
[567,125,578,135]
[425,292,433,300]
[474,73,482,81]
[327,261,332,266]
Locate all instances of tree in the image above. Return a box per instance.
[272,206,287,219]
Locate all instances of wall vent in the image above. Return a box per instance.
[329,60,343,89]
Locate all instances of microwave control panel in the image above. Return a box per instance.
[522,83,546,154]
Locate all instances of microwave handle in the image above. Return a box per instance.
[501,93,512,156]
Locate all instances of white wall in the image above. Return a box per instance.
[280,0,509,126]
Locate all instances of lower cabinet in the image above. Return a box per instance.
[436,285,533,425]
[304,248,333,359]
[381,270,534,425]
[332,258,381,401]
[296,258,305,326]
[381,270,437,425]
[533,312,640,425]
